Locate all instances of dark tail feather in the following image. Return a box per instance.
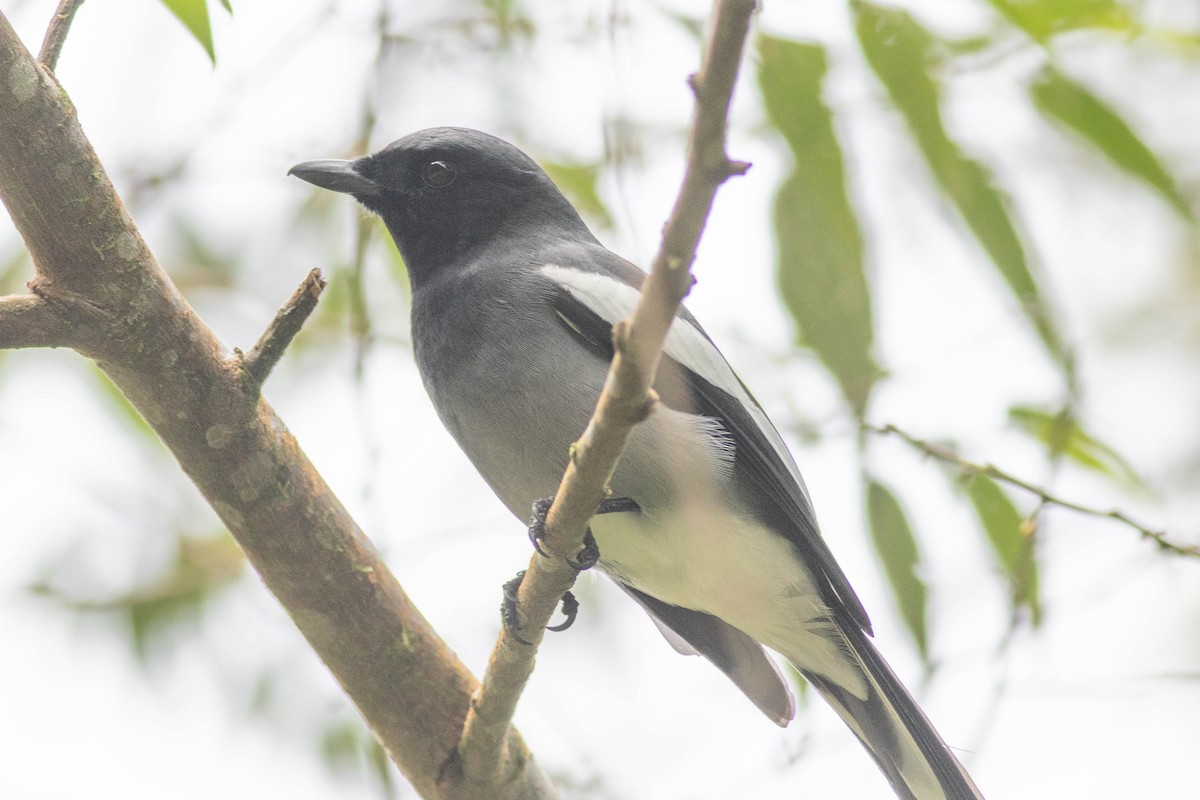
[798,624,984,800]
[620,585,796,726]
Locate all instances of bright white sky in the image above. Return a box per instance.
[2,0,1199,798]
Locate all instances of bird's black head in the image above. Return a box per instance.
[289,127,593,281]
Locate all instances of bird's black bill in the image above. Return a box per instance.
[288,159,380,197]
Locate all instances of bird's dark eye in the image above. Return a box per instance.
[421,160,457,189]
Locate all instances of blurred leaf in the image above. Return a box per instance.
[941,33,1003,57]
[866,479,929,660]
[542,160,615,231]
[347,216,375,379]
[784,663,811,707]
[960,473,1041,625]
[0,249,31,368]
[1150,28,1200,52]
[248,667,279,717]
[92,366,161,446]
[477,0,535,47]
[1031,67,1193,221]
[169,219,239,291]
[852,1,1064,362]
[1010,405,1144,488]
[32,532,244,660]
[321,720,360,772]
[759,36,878,416]
[304,265,368,347]
[365,738,397,797]
[322,718,399,797]
[159,0,220,64]
[660,11,705,42]
[0,247,30,294]
[985,0,1134,41]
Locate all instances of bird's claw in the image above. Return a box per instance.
[501,570,534,646]
[528,494,639,568]
[526,497,554,558]
[510,496,641,641]
[566,529,600,571]
[546,591,580,632]
[596,496,641,516]
[500,571,581,643]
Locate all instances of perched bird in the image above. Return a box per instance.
[290,127,984,800]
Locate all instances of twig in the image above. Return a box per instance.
[38,0,86,70]
[867,422,1200,558]
[452,0,759,789]
[240,268,326,393]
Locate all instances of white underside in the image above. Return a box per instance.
[591,504,868,700]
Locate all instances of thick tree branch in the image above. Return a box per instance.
[38,0,85,70]
[241,268,326,393]
[453,0,758,788]
[868,423,1200,558]
[0,13,554,799]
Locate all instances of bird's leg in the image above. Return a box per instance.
[526,495,641,570]
[514,495,641,637]
[499,570,581,642]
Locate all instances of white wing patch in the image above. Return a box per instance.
[540,264,812,505]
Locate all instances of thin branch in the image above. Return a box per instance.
[0,293,73,349]
[38,0,86,70]
[241,268,326,393]
[867,422,1200,559]
[453,0,759,789]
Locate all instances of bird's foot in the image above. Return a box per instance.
[566,529,599,571]
[500,570,581,643]
[526,497,554,558]
[526,494,640,569]
[501,570,533,646]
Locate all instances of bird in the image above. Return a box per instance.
[290,126,985,800]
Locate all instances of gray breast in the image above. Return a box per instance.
[411,265,736,524]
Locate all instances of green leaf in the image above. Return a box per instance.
[961,473,1041,625]
[852,1,1064,362]
[1009,405,1144,488]
[865,479,929,661]
[984,0,1134,41]
[542,160,615,231]
[759,36,878,416]
[158,0,224,64]
[1031,67,1193,221]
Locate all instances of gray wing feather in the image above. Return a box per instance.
[617,583,795,726]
